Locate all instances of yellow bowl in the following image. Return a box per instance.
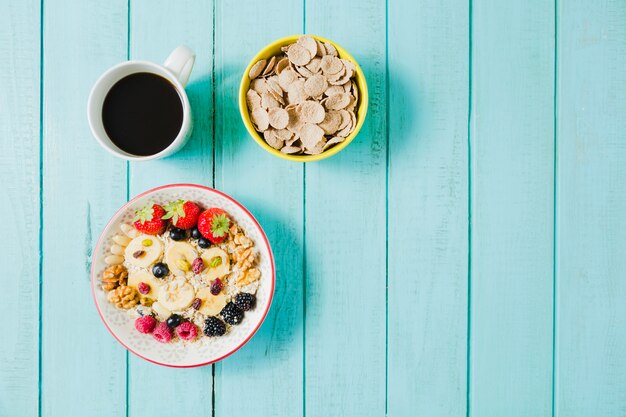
[239,34,369,162]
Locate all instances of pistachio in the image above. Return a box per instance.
[208,256,222,268]
[176,258,191,272]
[142,239,153,247]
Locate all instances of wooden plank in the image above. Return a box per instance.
[304,0,387,415]
[556,1,626,415]
[40,0,129,415]
[469,1,555,416]
[212,1,304,416]
[127,0,214,415]
[387,0,469,416]
[0,0,41,415]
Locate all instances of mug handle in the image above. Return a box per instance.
[163,45,195,87]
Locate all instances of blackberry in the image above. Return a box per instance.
[220,302,244,325]
[203,317,226,337]
[234,293,256,311]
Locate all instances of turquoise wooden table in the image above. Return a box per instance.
[1,0,625,415]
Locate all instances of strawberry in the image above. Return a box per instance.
[197,208,231,244]
[162,200,201,230]
[133,203,167,235]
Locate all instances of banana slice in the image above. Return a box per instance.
[157,278,195,311]
[127,270,162,301]
[152,301,171,321]
[164,242,197,276]
[196,287,227,316]
[200,247,230,280]
[124,235,163,268]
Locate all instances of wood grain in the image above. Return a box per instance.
[2,0,626,415]
[387,0,469,415]
[469,1,555,415]
[0,0,41,415]
[556,0,626,415]
[127,0,214,415]
[304,0,387,414]
[40,0,129,415]
[213,1,305,416]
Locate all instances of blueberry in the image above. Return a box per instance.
[203,317,226,337]
[190,227,202,240]
[152,262,169,278]
[166,314,183,328]
[234,293,256,311]
[169,227,186,241]
[198,237,211,248]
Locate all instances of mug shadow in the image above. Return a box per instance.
[171,62,250,165]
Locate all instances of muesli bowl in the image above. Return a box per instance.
[239,34,368,162]
[91,184,275,368]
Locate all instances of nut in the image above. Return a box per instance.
[139,297,154,307]
[234,234,253,248]
[107,285,139,309]
[236,267,261,287]
[176,259,191,272]
[234,247,256,271]
[101,265,128,291]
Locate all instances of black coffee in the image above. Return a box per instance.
[102,72,183,156]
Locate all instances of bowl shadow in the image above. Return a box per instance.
[217,194,304,373]
[309,59,418,172]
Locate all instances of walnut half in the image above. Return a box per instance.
[107,285,139,309]
[101,264,128,291]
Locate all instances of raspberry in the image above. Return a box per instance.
[134,316,157,334]
[175,321,198,341]
[152,322,173,343]
[192,257,204,274]
[137,282,150,295]
[210,278,223,295]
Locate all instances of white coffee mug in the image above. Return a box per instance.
[87,45,196,161]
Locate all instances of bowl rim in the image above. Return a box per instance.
[90,183,276,368]
[239,34,369,162]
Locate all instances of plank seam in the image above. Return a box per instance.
[211,0,217,414]
[384,0,390,414]
[465,0,473,415]
[302,2,307,416]
[551,0,558,415]
[211,0,216,191]
[125,0,131,415]
[38,0,45,414]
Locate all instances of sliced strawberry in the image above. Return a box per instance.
[162,200,201,230]
[197,208,231,244]
[133,203,167,235]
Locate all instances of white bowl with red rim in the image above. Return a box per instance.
[91,184,275,367]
